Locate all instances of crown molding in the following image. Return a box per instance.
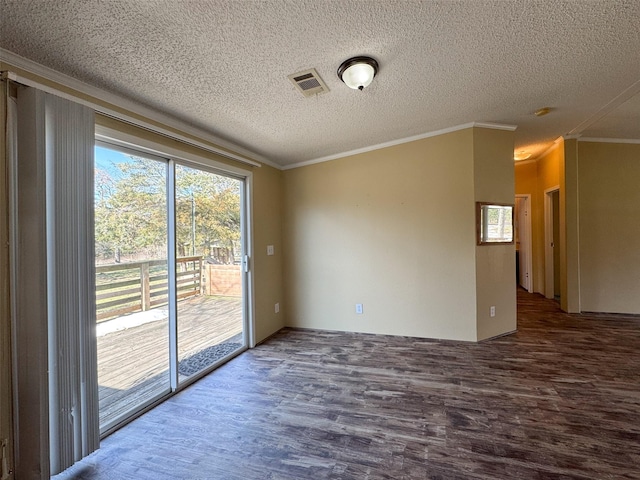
[578,137,640,145]
[473,122,518,131]
[530,136,564,160]
[0,48,282,169]
[566,77,640,137]
[281,122,518,170]
[514,158,538,166]
[281,123,474,170]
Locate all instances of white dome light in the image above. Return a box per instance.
[514,150,532,161]
[337,56,379,90]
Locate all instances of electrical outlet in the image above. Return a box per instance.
[355,304,363,314]
[275,302,280,313]
[490,306,496,317]
[267,245,274,256]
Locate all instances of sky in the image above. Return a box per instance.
[95,145,129,177]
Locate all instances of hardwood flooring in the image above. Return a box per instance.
[55,290,640,479]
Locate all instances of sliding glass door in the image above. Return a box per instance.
[175,164,245,383]
[94,142,247,433]
[95,147,170,430]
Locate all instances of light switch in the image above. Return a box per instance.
[267,245,274,256]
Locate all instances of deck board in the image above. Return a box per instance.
[97,295,243,428]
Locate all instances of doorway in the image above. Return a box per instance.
[515,195,533,292]
[544,187,561,302]
[94,142,248,434]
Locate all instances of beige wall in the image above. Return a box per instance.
[538,144,562,188]
[283,127,516,342]
[473,128,516,340]
[251,163,285,342]
[283,129,478,340]
[578,141,640,314]
[560,138,580,312]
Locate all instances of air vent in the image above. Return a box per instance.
[288,68,329,97]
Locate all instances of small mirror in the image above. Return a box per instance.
[476,202,514,245]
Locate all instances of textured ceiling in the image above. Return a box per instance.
[1,0,639,167]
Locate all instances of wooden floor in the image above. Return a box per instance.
[98,295,243,428]
[56,290,640,479]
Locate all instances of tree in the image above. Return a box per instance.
[175,164,240,262]
[94,156,241,264]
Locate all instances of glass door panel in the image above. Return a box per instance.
[94,145,170,431]
[174,164,244,382]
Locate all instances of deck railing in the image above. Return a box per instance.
[96,256,203,321]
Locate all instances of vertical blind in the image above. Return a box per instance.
[1,78,16,480]
[10,84,99,477]
[45,94,99,475]
[11,84,50,479]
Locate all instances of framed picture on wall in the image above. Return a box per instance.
[476,202,514,245]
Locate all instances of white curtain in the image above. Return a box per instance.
[1,78,16,480]
[10,83,50,480]
[9,83,99,478]
[45,94,99,475]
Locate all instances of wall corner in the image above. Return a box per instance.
[560,139,580,313]
[472,127,517,341]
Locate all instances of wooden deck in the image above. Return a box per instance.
[97,295,243,429]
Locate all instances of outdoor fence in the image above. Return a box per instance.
[96,256,203,321]
[203,264,242,297]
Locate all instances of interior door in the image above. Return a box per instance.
[515,195,532,292]
[544,187,560,300]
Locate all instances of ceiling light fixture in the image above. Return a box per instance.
[534,107,551,117]
[514,150,532,161]
[337,56,379,90]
